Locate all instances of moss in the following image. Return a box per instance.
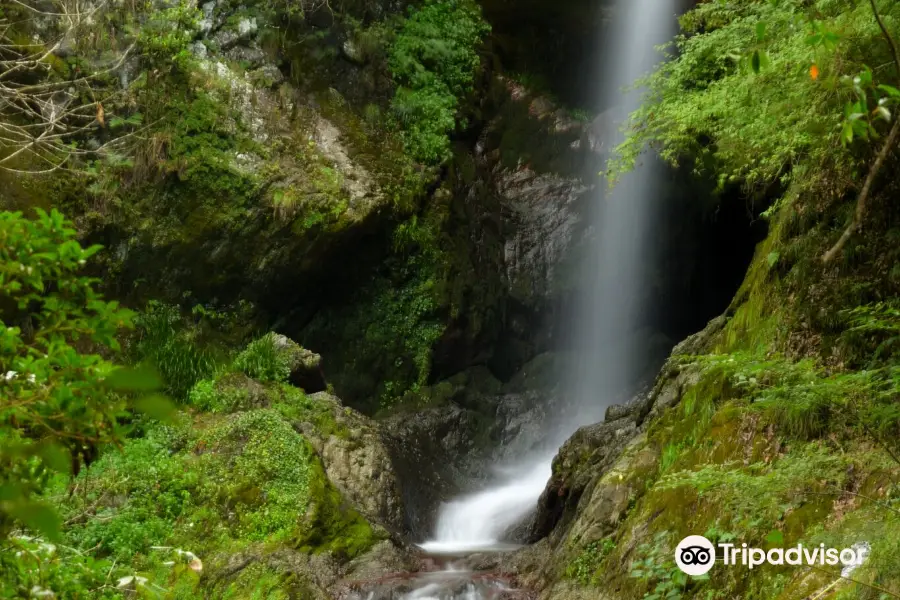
[294,455,382,560]
[565,537,616,585]
[200,409,315,542]
[216,563,293,600]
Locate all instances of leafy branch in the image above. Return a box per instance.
[822,0,900,263]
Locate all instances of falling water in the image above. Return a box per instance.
[391,1,681,597]
[419,0,681,560]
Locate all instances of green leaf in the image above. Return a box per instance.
[767,251,780,267]
[36,442,71,475]
[132,393,178,423]
[765,529,784,545]
[874,106,892,122]
[8,502,62,542]
[756,21,767,42]
[840,122,853,146]
[878,84,900,98]
[106,365,163,392]
[751,50,761,73]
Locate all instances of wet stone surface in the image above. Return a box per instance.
[337,554,535,600]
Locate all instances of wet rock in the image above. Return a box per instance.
[271,334,327,393]
[529,417,637,542]
[297,392,406,533]
[379,358,565,537]
[341,539,418,583]
[673,313,727,355]
[497,168,589,314]
[603,384,654,424]
[381,403,488,536]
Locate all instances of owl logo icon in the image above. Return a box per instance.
[675,535,716,576]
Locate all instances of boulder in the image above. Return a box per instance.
[297,392,406,533]
[528,417,638,543]
[272,334,328,393]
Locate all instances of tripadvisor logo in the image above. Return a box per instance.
[675,535,716,576]
[674,535,871,576]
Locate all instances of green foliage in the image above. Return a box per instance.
[233,333,292,383]
[612,0,899,192]
[629,532,697,600]
[71,433,197,561]
[132,301,220,400]
[0,536,122,599]
[655,443,848,526]
[566,537,616,585]
[272,384,350,439]
[135,1,201,70]
[0,209,135,540]
[300,200,457,408]
[837,65,900,146]
[162,93,262,202]
[388,0,490,163]
[187,375,253,413]
[683,351,900,441]
[201,409,314,541]
[659,442,688,475]
[57,402,374,594]
[842,301,900,362]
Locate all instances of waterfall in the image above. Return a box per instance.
[420,0,680,554]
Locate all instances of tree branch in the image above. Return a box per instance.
[822,0,900,263]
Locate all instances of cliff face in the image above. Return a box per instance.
[0,0,756,416]
[500,179,900,597]
[5,0,900,597]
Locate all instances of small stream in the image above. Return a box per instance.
[341,550,532,600]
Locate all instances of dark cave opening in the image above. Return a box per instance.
[646,172,772,349]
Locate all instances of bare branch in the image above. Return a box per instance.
[0,0,135,173]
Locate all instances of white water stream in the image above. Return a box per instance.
[418,0,681,561]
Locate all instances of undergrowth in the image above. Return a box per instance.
[388,0,490,163]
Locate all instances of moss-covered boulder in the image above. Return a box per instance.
[56,366,416,597]
[296,391,406,534]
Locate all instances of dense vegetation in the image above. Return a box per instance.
[0,0,487,594]
[552,1,900,598]
[3,0,900,597]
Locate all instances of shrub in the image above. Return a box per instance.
[233,333,292,383]
[0,209,134,540]
[0,536,121,599]
[388,0,490,163]
[612,0,897,194]
[71,435,197,561]
[133,301,219,400]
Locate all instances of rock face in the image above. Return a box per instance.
[493,316,728,597]
[298,392,406,534]
[272,334,327,393]
[381,399,492,537]
[469,79,603,375]
[528,417,639,543]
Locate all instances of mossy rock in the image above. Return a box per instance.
[60,404,386,597]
